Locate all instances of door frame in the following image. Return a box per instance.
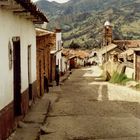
[28,45,32,100]
[12,36,22,116]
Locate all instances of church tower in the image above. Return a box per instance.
[103,21,113,46]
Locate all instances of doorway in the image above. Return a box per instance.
[28,45,32,100]
[39,60,42,96]
[13,37,21,116]
[136,52,140,81]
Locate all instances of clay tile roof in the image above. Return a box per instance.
[62,49,89,59]
[15,0,48,23]
[113,40,140,48]
[100,43,117,55]
[75,51,89,59]
[119,49,134,58]
[36,28,55,36]
[62,49,69,56]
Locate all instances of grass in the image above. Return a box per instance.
[109,72,132,85]
[121,20,140,34]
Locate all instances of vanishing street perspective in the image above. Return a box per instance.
[1,0,140,140]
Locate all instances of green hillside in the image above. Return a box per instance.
[36,0,140,49]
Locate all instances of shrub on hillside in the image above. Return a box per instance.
[69,41,81,49]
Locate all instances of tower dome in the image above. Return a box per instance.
[104,20,111,26]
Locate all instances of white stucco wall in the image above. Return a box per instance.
[62,56,68,73]
[56,32,62,50]
[56,51,62,71]
[77,58,84,66]
[125,67,134,79]
[0,9,36,110]
[97,52,103,65]
[56,32,62,71]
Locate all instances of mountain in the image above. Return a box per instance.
[36,0,140,49]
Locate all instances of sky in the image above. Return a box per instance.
[32,0,69,3]
[48,0,69,3]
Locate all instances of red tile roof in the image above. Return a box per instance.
[62,49,89,59]
[100,44,117,55]
[1,0,48,23]
[119,49,134,58]
[113,40,140,48]
[16,0,48,22]
[36,28,55,36]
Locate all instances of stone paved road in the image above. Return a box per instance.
[40,67,140,140]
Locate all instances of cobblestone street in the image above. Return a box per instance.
[10,67,140,140]
[40,67,140,140]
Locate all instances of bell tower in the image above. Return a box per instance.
[103,21,112,46]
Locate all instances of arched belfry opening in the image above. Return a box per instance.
[103,21,113,46]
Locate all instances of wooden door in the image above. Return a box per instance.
[70,58,75,69]
[50,54,53,82]
[39,60,42,96]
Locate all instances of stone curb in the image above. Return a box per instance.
[42,98,51,124]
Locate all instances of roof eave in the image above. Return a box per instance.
[0,0,49,23]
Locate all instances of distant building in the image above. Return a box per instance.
[102,21,140,64]
[62,49,89,69]
[99,43,118,64]
[100,20,140,79]
[61,50,69,74]
[36,28,56,95]
[55,29,63,74]
[134,49,140,81]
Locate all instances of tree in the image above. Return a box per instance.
[69,41,80,49]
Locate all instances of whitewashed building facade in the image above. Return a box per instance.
[55,29,63,73]
[0,0,48,139]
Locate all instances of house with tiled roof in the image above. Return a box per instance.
[36,28,56,96]
[61,48,70,74]
[114,40,140,62]
[62,49,89,69]
[102,21,140,63]
[113,40,140,49]
[101,21,140,80]
[0,0,48,139]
